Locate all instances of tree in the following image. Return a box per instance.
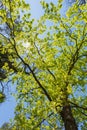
[0,122,12,130]
[0,0,87,130]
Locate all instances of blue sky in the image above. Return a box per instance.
[0,83,16,127]
[0,0,70,127]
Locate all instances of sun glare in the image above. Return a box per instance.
[23,42,31,48]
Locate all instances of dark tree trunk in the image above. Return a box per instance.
[60,105,78,130]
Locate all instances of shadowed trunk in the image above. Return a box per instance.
[60,105,78,130]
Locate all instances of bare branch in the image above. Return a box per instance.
[33,112,54,129]
[33,42,56,80]
[69,101,87,111]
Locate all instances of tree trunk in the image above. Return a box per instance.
[60,105,78,130]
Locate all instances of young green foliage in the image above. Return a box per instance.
[0,0,87,130]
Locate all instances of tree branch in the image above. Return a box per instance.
[33,41,56,80]
[69,101,87,111]
[7,0,52,102]
[33,112,54,129]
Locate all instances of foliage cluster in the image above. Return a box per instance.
[0,0,87,130]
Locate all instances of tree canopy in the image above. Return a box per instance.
[0,0,87,130]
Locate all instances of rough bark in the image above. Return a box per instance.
[60,105,78,130]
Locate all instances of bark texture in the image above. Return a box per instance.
[61,105,78,130]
